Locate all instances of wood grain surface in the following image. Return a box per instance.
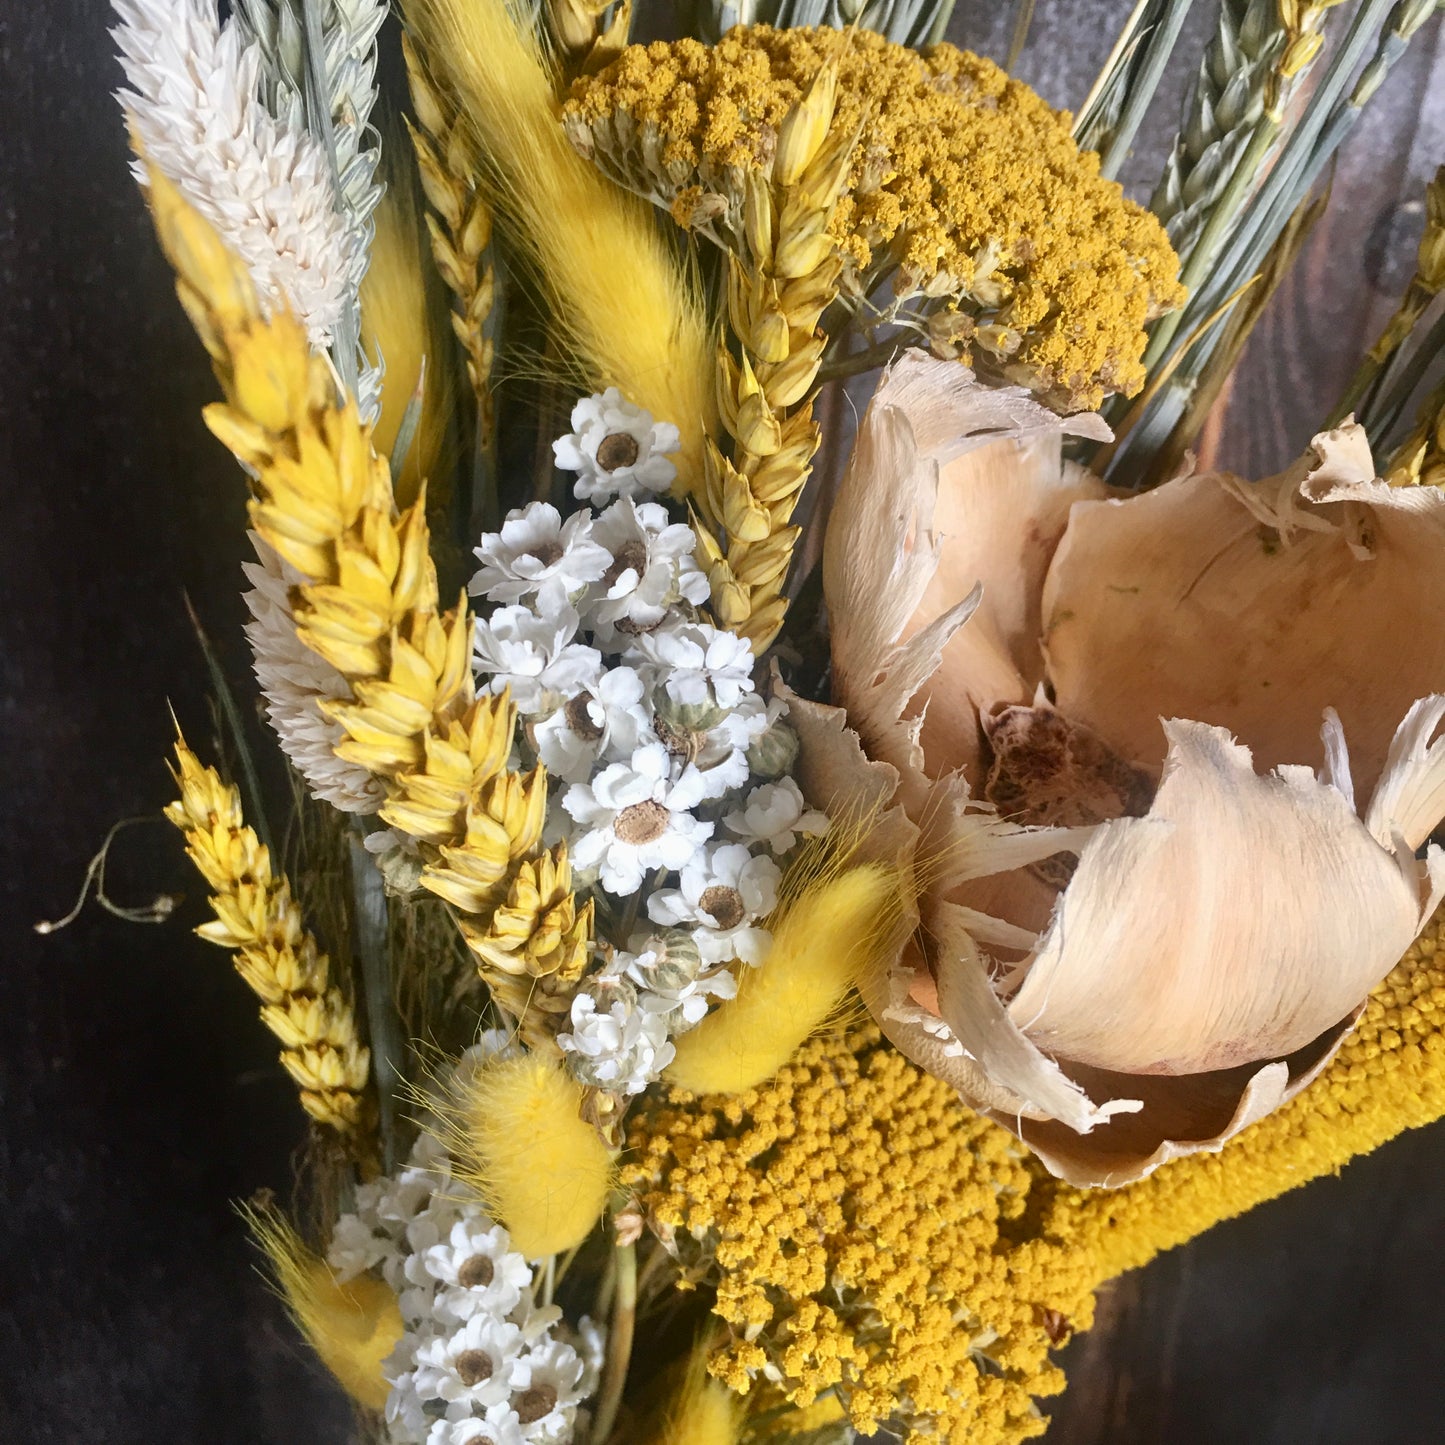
[1,4,1442,1442]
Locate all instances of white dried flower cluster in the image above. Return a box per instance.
[242,536,384,814]
[470,393,830,1097]
[112,0,363,350]
[328,1055,602,1445]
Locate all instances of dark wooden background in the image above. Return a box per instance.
[2,3,1443,1442]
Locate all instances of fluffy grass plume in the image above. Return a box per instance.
[644,1339,745,1445]
[245,1204,401,1410]
[448,1050,612,1258]
[359,155,457,508]
[667,861,901,1095]
[401,0,714,485]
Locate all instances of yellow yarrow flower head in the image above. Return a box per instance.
[623,1026,1099,1443]
[566,26,1185,410]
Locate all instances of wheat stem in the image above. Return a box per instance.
[403,34,497,494]
[691,62,855,653]
[166,734,375,1143]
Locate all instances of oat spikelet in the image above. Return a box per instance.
[403,34,497,456]
[165,734,373,1135]
[145,162,592,1042]
[692,59,853,652]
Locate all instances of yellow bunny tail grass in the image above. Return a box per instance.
[643,1341,745,1445]
[244,1204,402,1411]
[360,157,457,509]
[667,862,901,1095]
[446,1050,612,1258]
[402,0,714,485]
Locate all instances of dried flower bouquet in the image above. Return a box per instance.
[102,0,1445,1440]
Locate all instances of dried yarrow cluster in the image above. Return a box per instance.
[621,907,1445,1444]
[466,390,828,1094]
[624,1025,1098,1443]
[565,25,1185,409]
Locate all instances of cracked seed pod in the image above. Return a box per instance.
[790,350,1445,1186]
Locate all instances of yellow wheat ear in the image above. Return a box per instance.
[667,860,903,1096]
[402,0,715,485]
[244,1204,402,1411]
[441,1050,613,1258]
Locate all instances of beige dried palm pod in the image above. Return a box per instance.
[144,160,591,1044]
[691,61,854,652]
[402,35,496,455]
[166,736,373,1139]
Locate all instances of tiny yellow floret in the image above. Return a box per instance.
[454,1050,612,1258]
[666,863,898,1094]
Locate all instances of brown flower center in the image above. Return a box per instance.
[602,539,650,588]
[514,1382,558,1423]
[596,431,641,471]
[653,712,702,762]
[982,705,1154,889]
[455,1349,494,1387]
[565,691,605,741]
[457,1253,495,1289]
[699,884,746,930]
[529,540,564,567]
[614,799,670,844]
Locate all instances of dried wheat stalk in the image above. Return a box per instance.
[167,735,373,1137]
[403,35,497,454]
[692,62,854,653]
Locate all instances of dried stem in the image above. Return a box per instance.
[593,1232,637,1444]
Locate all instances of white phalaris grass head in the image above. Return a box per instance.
[794,349,1445,1186]
[112,0,360,348]
[242,535,384,814]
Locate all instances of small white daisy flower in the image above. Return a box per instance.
[625,941,738,1030]
[426,1415,525,1445]
[471,502,611,610]
[569,1317,607,1399]
[558,989,676,1095]
[472,605,600,716]
[628,619,756,713]
[647,692,768,802]
[562,743,713,895]
[411,1213,533,1321]
[532,667,649,784]
[413,1314,526,1411]
[585,497,710,639]
[647,842,781,965]
[384,1344,433,1442]
[509,1337,586,1441]
[724,778,830,854]
[553,388,680,505]
[326,1211,394,1281]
